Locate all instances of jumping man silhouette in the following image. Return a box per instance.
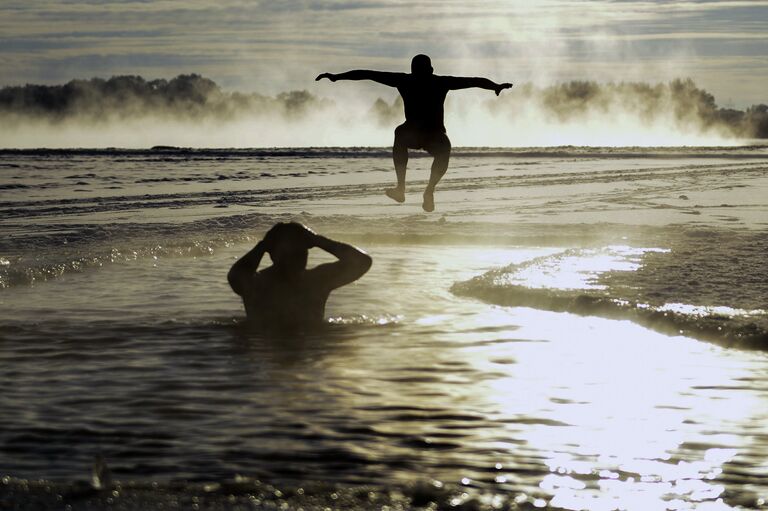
[316,54,512,212]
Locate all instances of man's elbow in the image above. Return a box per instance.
[342,250,373,282]
[350,252,372,279]
[227,267,244,295]
[359,253,373,274]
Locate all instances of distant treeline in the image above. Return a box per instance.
[529,79,768,139]
[1,73,766,138]
[0,74,331,121]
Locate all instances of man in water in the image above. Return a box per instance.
[316,54,512,212]
[228,222,372,330]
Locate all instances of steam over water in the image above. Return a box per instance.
[2,75,767,148]
[2,147,768,510]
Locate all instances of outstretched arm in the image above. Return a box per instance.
[443,76,513,96]
[316,70,405,88]
[307,233,372,291]
[228,241,266,296]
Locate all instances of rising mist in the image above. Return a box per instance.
[0,74,766,148]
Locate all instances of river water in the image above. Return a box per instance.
[1,147,767,510]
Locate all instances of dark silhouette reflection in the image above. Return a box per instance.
[228,222,372,331]
[317,54,512,212]
[227,323,360,372]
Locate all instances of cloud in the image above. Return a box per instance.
[0,1,766,104]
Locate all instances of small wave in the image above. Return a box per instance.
[452,247,768,349]
[2,145,767,159]
[0,214,285,288]
[0,241,225,289]
[327,314,403,326]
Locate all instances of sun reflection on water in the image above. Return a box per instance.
[495,246,669,291]
[439,245,765,510]
[461,307,762,509]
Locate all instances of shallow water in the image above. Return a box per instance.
[1,147,768,509]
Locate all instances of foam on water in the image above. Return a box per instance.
[452,244,768,349]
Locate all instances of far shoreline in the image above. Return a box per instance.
[0,143,767,159]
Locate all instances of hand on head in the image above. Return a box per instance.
[495,83,513,96]
[295,223,318,248]
[315,73,336,82]
[261,222,317,253]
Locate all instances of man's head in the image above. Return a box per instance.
[263,222,309,272]
[411,54,433,76]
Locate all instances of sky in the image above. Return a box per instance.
[1,0,767,107]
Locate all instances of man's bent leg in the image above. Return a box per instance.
[386,124,409,203]
[422,133,451,212]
